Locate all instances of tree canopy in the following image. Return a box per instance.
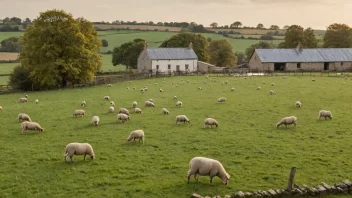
[245,41,274,61]
[208,39,237,67]
[101,39,109,47]
[256,23,264,29]
[0,36,21,52]
[323,23,352,48]
[231,21,242,28]
[278,25,318,48]
[159,32,210,62]
[19,9,102,89]
[210,22,218,28]
[112,38,146,69]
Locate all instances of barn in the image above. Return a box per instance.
[249,44,352,72]
[137,43,198,74]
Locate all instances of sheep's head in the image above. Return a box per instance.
[215,123,219,127]
[91,154,95,160]
[222,173,230,185]
[40,128,44,132]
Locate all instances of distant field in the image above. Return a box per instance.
[0,63,18,74]
[0,76,9,84]
[0,52,19,61]
[0,32,23,41]
[94,24,182,32]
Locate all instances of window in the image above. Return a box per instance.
[156,65,159,70]
[168,64,171,69]
[341,62,344,66]
[185,64,189,70]
[297,63,301,69]
[176,65,180,71]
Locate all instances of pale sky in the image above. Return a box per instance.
[0,0,351,29]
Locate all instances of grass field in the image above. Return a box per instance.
[0,76,9,84]
[0,75,351,197]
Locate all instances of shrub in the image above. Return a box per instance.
[101,39,109,47]
[9,65,37,90]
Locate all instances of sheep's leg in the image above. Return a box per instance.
[210,176,215,183]
[84,154,86,161]
[70,156,73,163]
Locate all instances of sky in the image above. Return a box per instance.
[0,0,351,29]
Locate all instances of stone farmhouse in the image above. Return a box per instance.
[249,43,352,72]
[137,43,198,73]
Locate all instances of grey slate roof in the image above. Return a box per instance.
[255,48,352,63]
[146,48,198,60]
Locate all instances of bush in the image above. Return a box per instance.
[101,39,109,47]
[9,65,36,91]
[260,35,274,40]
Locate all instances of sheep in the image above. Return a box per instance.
[21,121,44,134]
[127,129,144,144]
[0,106,2,110]
[161,108,169,115]
[257,86,261,90]
[132,87,136,90]
[140,88,145,92]
[19,98,28,103]
[318,110,333,120]
[271,83,275,86]
[231,88,235,92]
[217,97,226,103]
[117,113,130,123]
[18,113,31,122]
[176,115,190,124]
[269,90,275,95]
[312,78,315,81]
[174,96,177,100]
[159,88,163,92]
[187,157,230,185]
[144,101,155,107]
[104,96,110,101]
[64,143,95,163]
[107,84,112,87]
[92,116,100,126]
[134,108,142,114]
[108,106,114,113]
[262,81,266,84]
[295,101,302,108]
[198,87,202,90]
[144,87,148,91]
[149,99,154,103]
[119,108,130,116]
[35,99,39,104]
[276,116,297,128]
[126,87,130,90]
[24,94,28,98]
[132,101,137,108]
[73,109,85,117]
[204,118,219,128]
[110,101,115,106]
[176,101,183,107]
[81,100,86,107]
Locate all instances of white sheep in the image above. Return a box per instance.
[104,96,110,101]
[161,108,169,115]
[108,106,114,113]
[24,94,28,98]
[271,83,275,86]
[92,116,100,126]
[21,121,44,134]
[217,97,226,103]
[127,129,144,144]
[159,88,163,92]
[176,101,183,107]
[35,99,39,104]
[140,88,145,92]
[19,98,28,103]
[119,108,130,116]
[262,81,266,84]
[134,108,142,114]
[318,110,333,120]
[107,84,112,87]
[144,101,155,107]
[117,113,130,123]
[187,157,230,185]
[176,115,190,124]
[257,86,261,90]
[0,106,2,110]
[276,116,297,128]
[149,99,154,103]
[132,101,137,108]
[73,109,85,117]
[204,118,219,128]
[295,101,301,108]
[231,88,235,92]
[110,101,115,106]
[81,100,86,107]
[18,113,31,122]
[312,78,315,81]
[198,87,202,90]
[269,90,275,95]
[64,143,95,163]
[174,96,177,100]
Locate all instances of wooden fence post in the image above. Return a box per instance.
[286,166,296,193]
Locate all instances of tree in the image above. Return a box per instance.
[22,18,32,29]
[231,21,242,28]
[283,25,290,29]
[280,25,318,48]
[101,39,109,47]
[0,36,21,52]
[159,32,209,62]
[303,28,318,48]
[323,23,352,48]
[207,37,212,43]
[19,9,102,89]
[208,39,237,67]
[256,23,264,29]
[235,52,246,65]
[9,65,36,91]
[112,39,146,69]
[157,22,163,26]
[210,22,218,28]
[245,41,274,60]
[270,25,280,30]
[192,24,207,33]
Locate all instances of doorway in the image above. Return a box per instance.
[324,62,329,71]
[274,63,286,71]
[176,65,180,71]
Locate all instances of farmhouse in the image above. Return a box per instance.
[137,43,198,73]
[249,43,352,72]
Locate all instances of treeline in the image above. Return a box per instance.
[0,17,32,31]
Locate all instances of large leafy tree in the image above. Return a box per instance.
[112,38,146,69]
[278,25,317,48]
[208,39,237,67]
[210,22,218,28]
[245,41,274,61]
[159,32,209,62]
[303,28,318,48]
[323,23,352,48]
[20,9,102,89]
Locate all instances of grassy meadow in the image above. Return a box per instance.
[0,75,351,197]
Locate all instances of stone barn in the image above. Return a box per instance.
[249,44,352,72]
[137,43,198,73]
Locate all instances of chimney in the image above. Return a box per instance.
[144,42,148,50]
[189,42,193,49]
[296,42,303,52]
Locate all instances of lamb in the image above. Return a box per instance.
[19,98,28,103]
[271,83,275,86]
[159,88,163,92]
[269,90,275,95]
[127,129,145,144]
[0,106,2,110]
[257,86,261,90]
[140,88,145,92]
[35,99,39,104]
[318,110,333,120]
[217,97,226,103]
[176,115,190,124]
[144,101,155,107]
[162,108,169,115]
[176,101,183,107]
[132,101,137,108]
[104,96,110,101]
[119,108,130,116]
[134,108,142,114]
[110,101,115,106]
[92,116,100,126]
[198,87,202,90]
[295,101,301,108]
[73,109,85,117]
[174,96,177,100]
[204,118,219,128]
[262,81,266,84]
[108,106,114,113]
[81,100,86,107]
[18,113,31,122]
[107,84,112,87]
[64,143,95,163]
[231,88,235,92]
[21,121,44,134]
[276,116,297,128]
[117,113,130,123]
[187,157,230,185]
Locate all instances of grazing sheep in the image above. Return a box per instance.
[204,118,219,128]
[198,87,202,90]
[64,143,95,163]
[276,116,297,128]
[35,99,39,104]
[176,101,183,107]
[312,78,315,81]
[176,115,190,124]
[0,106,2,110]
[187,157,230,185]
[132,101,137,108]
[107,84,112,87]
[117,113,130,123]
[269,90,275,95]
[24,94,28,98]
[19,98,28,103]
[132,87,136,90]
[257,86,261,90]
[81,100,86,107]
[144,101,155,107]
[161,108,169,115]
[126,87,130,90]
[92,116,100,126]
[271,83,275,86]
[21,121,44,134]
[262,81,266,84]
[73,109,85,117]
[127,129,144,144]
[203,81,207,84]
[134,108,142,114]
[104,96,110,101]
[295,101,302,108]
[217,97,226,103]
[318,110,333,120]
[110,101,115,106]
[149,99,154,103]
[18,113,31,122]
[144,87,148,91]
[108,106,114,113]
[119,108,130,116]
[159,88,163,92]
[231,88,235,92]
[140,88,145,92]
[174,96,177,100]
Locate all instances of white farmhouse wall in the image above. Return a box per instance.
[151,59,198,72]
